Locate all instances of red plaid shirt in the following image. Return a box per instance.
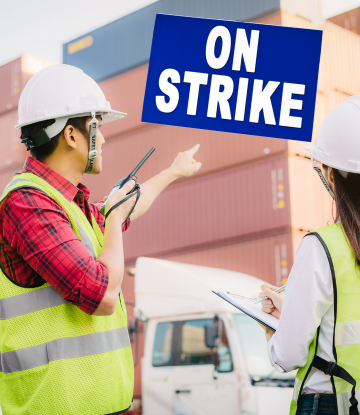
[0,157,130,315]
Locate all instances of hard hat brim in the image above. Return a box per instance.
[15,108,126,130]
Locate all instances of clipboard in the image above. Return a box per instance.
[213,291,279,332]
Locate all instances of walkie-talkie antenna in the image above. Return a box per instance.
[129,147,155,177]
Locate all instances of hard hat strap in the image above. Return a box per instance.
[85,111,98,173]
[311,158,335,199]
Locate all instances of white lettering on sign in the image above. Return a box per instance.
[207,75,234,120]
[206,26,232,69]
[156,69,180,113]
[156,26,306,128]
[279,83,305,128]
[250,79,280,125]
[234,77,249,122]
[184,71,209,116]
[232,29,260,73]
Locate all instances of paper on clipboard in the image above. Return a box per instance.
[213,291,279,332]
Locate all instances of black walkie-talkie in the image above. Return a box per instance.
[100,147,155,222]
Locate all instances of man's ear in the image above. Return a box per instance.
[62,125,77,149]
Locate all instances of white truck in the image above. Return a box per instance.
[134,257,295,415]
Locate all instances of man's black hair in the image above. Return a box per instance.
[20,116,89,161]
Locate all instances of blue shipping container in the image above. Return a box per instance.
[63,0,280,82]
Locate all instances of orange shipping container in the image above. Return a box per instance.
[83,124,287,203]
[118,155,332,262]
[328,7,360,35]
[0,110,24,171]
[0,55,56,117]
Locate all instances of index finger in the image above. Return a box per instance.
[260,283,278,292]
[188,144,200,157]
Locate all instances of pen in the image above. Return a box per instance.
[253,285,286,304]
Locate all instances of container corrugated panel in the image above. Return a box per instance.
[63,0,280,82]
[0,55,57,118]
[121,156,291,262]
[288,156,333,231]
[328,7,360,35]
[0,58,22,116]
[0,110,24,171]
[157,230,295,287]
[280,0,324,25]
[255,10,282,25]
[83,123,287,203]
[281,11,360,95]
[99,65,148,139]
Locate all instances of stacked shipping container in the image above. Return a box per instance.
[0,55,55,189]
[328,6,360,34]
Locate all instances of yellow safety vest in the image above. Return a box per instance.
[0,173,134,415]
[290,224,360,415]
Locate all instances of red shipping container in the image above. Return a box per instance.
[0,55,56,117]
[99,65,148,139]
[328,7,360,35]
[83,124,287,203]
[122,156,291,262]
[0,110,24,171]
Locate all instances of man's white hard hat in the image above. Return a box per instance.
[305,96,360,174]
[16,64,126,172]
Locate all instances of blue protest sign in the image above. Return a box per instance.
[141,14,322,142]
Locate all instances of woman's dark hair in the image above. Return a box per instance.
[331,167,360,265]
[20,116,89,161]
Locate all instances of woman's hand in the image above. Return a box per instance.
[258,284,284,320]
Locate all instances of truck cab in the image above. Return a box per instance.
[135,257,295,415]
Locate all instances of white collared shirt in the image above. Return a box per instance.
[267,234,334,394]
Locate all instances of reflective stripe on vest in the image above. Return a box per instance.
[0,285,123,320]
[290,224,360,415]
[0,327,130,373]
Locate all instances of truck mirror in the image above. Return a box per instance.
[205,324,216,349]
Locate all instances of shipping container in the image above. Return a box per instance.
[0,110,24,171]
[83,122,288,203]
[63,0,281,82]
[0,55,56,117]
[118,154,332,263]
[281,11,360,96]
[280,0,324,25]
[328,6,360,35]
[121,156,291,262]
[160,230,306,286]
[288,155,333,231]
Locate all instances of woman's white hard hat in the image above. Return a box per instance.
[16,64,126,172]
[305,96,360,174]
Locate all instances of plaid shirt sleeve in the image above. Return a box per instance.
[2,189,111,315]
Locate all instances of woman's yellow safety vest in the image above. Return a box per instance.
[290,224,360,415]
[0,173,134,415]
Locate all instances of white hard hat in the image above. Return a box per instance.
[16,64,126,172]
[306,96,360,173]
[305,95,360,198]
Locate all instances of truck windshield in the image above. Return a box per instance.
[233,314,295,385]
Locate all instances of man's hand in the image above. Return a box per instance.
[168,144,202,179]
[258,284,284,320]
